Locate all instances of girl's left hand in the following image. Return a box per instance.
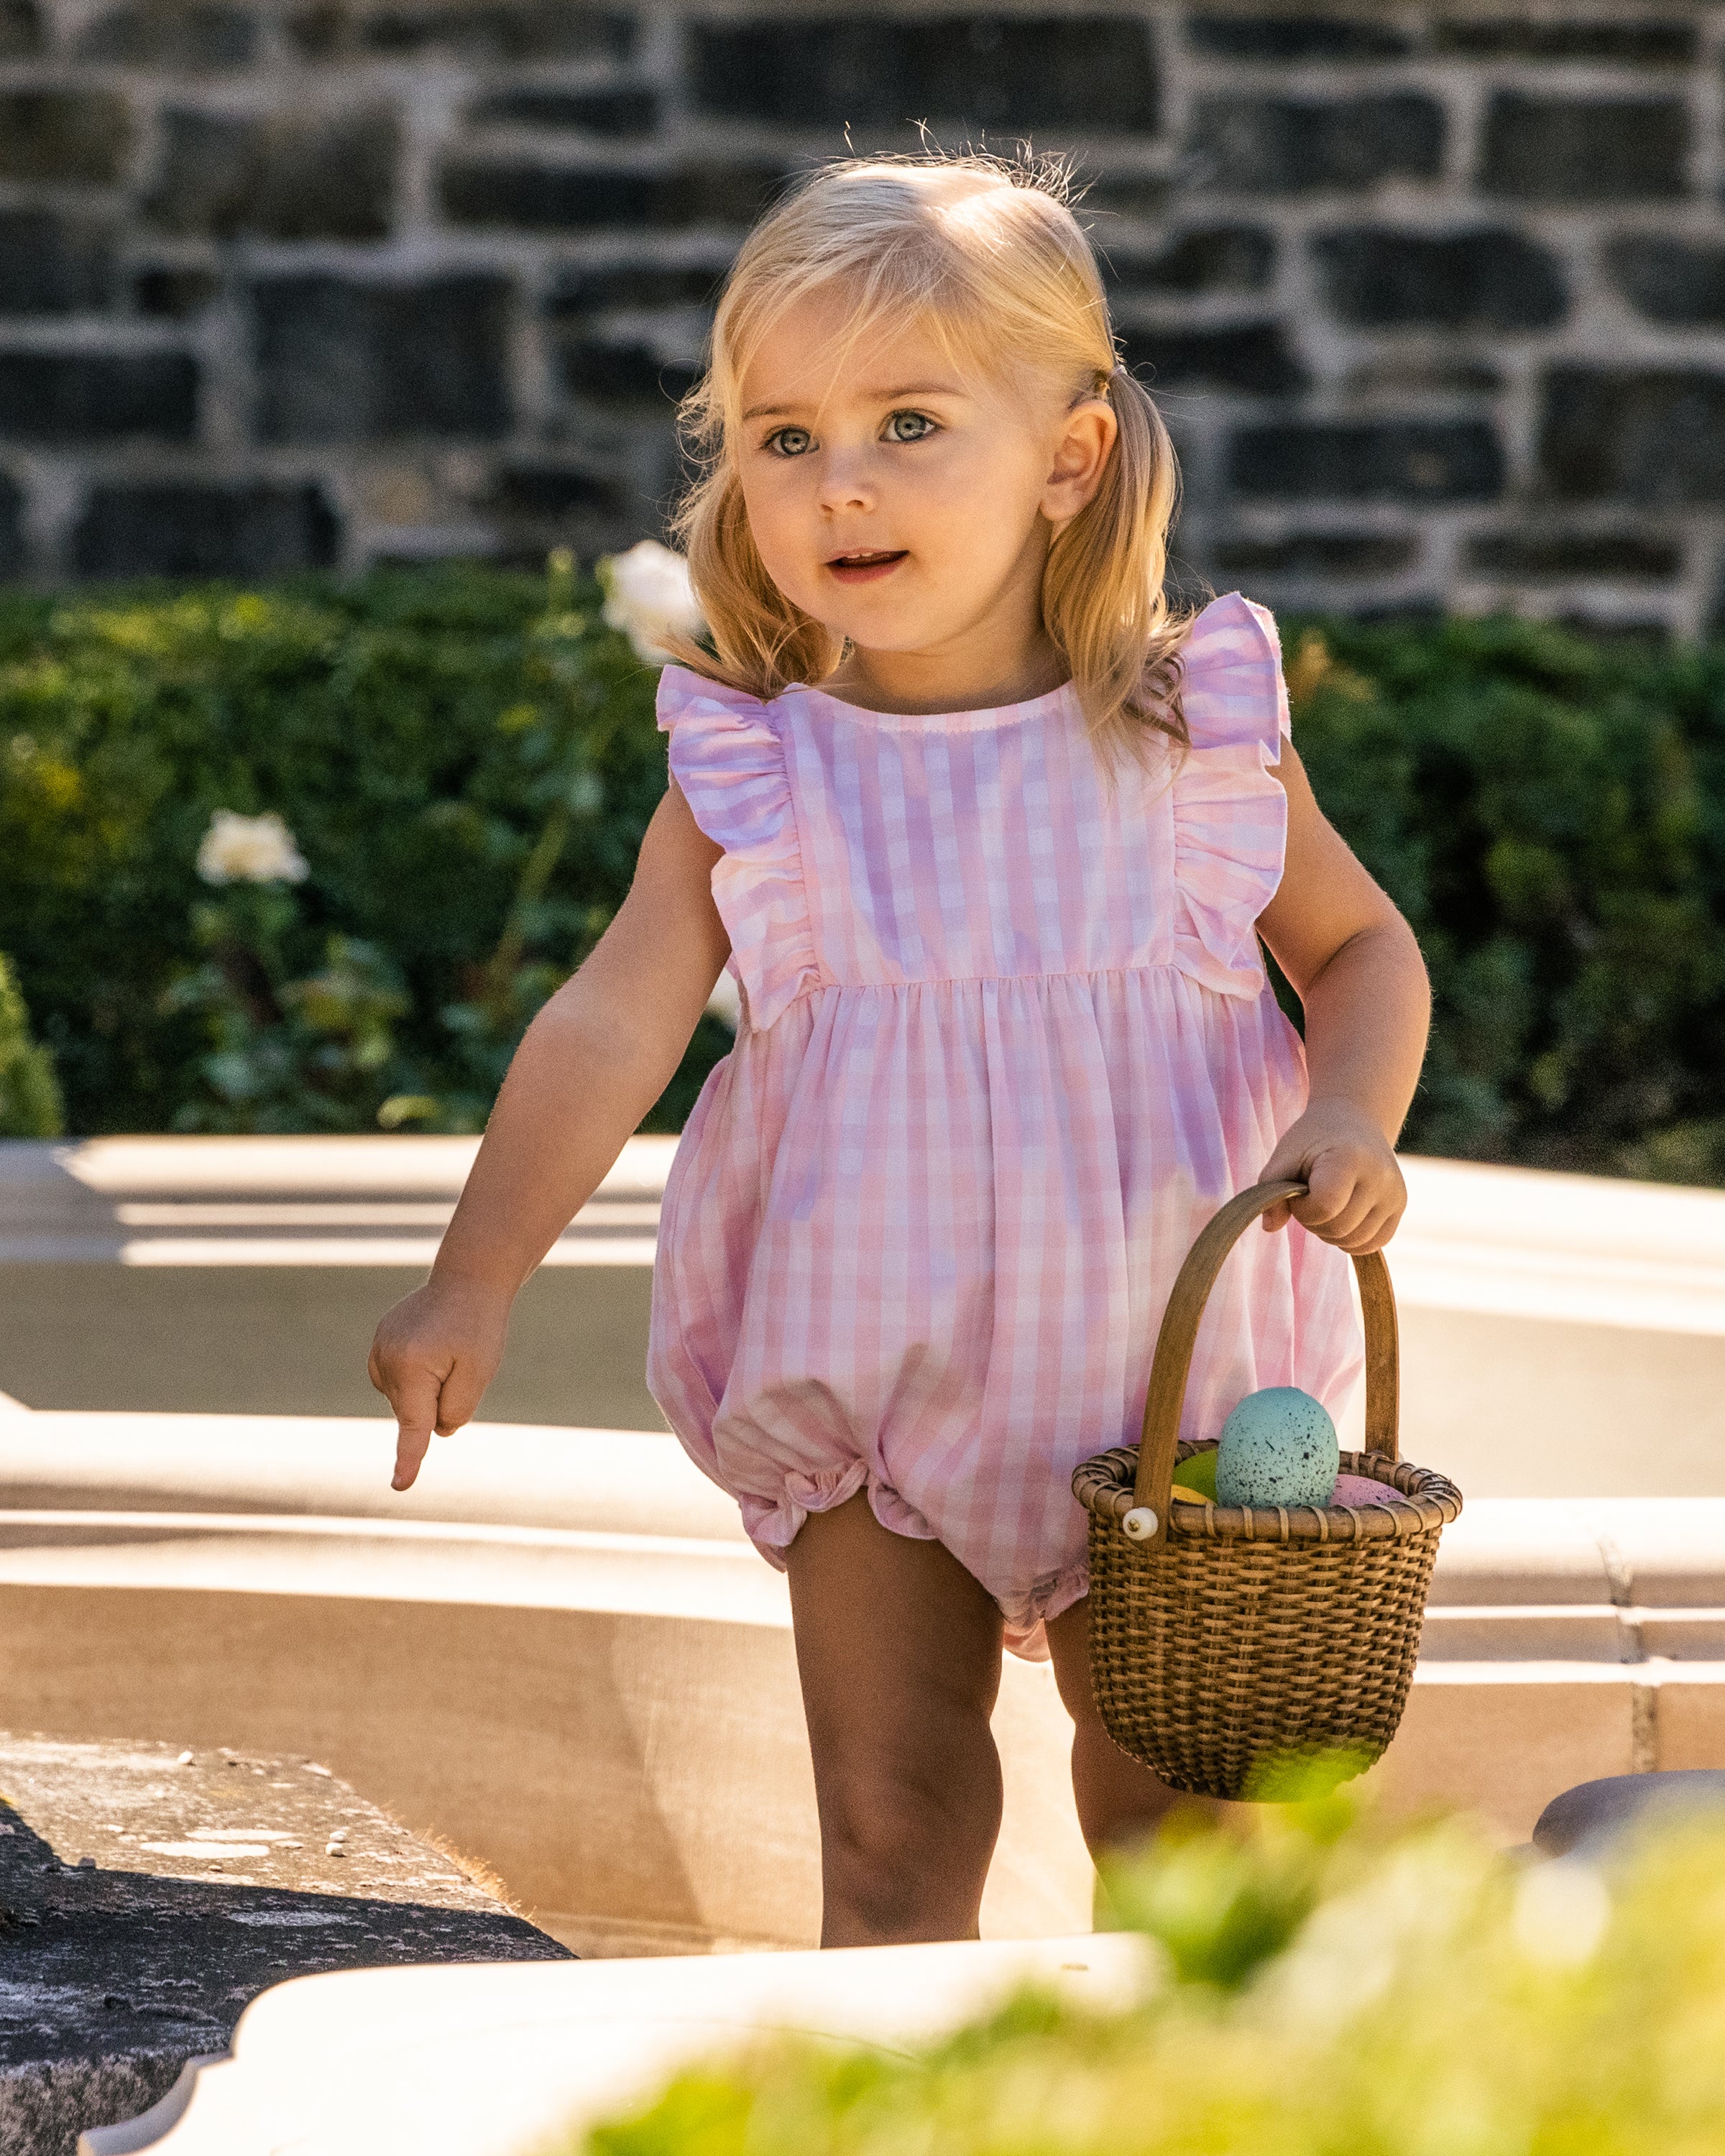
[1257,1098,1407,1255]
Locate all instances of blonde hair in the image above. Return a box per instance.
[668,151,1192,756]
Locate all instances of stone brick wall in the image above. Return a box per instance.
[4,1,1725,630]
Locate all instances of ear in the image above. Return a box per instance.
[1042,398,1118,531]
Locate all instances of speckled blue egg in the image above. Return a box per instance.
[1214,1387,1339,1509]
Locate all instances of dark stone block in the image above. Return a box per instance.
[0,472,24,578]
[1103,223,1273,296]
[1466,530,1683,581]
[1215,531,1419,576]
[1189,94,1443,192]
[1082,172,1170,222]
[0,351,197,441]
[1228,420,1504,502]
[546,263,723,315]
[0,91,134,184]
[1605,238,1725,327]
[1348,354,1501,396]
[1312,226,1566,330]
[441,157,784,230]
[1121,322,1305,396]
[1539,367,1725,503]
[75,2,256,68]
[691,17,1159,132]
[147,107,398,240]
[1434,18,1696,63]
[252,274,512,441]
[1480,93,1688,201]
[493,464,627,516]
[290,0,631,61]
[469,84,658,136]
[73,481,341,576]
[556,335,700,410]
[134,264,221,318]
[1185,13,1409,58]
[0,211,115,315]
[0,0,42,52]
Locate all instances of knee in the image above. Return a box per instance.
[819,1743,1002,1939]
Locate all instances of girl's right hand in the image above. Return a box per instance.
[368,1279,511,1491]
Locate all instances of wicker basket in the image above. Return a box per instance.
[1072,1177,1462,1800]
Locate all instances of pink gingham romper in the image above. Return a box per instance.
[648,591,1363,1657]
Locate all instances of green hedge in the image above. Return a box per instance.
[1,564,1722,1180]
[578,1789,1725,2156]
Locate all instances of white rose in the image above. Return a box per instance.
[197,810,309,887]
[599,540,706,663]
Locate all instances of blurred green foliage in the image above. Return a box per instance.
[1282,614,1725,1184]
[0,950,63,1136]
[1,568,1722,1176]
[0,559,731,1135]
[580,1794,1725,2156]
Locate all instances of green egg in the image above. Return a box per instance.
[1172,1447,1218,1501]
[1214,1387,1338,1509]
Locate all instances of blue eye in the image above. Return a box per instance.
[885,410,937,443]
[766,426,813,457]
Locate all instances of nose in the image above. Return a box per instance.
[814,446,874,517]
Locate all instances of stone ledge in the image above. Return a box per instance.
[0,1733,570,2156]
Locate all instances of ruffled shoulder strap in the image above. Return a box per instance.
[1168,594,1289,1000]
[656,665,822,1031]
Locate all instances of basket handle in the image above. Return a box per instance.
[1130,1178,1400,1545]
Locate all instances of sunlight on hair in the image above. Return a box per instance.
[667,149,1193,759]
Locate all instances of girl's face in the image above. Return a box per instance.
[733,287,1115,705]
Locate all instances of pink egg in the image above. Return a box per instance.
[1330,1472,1397,1507]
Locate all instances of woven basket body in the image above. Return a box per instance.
[1072,1180,1462,1801]
[1076,1442,1457,1797]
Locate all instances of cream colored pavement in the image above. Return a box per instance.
[79,1932,1152,2156]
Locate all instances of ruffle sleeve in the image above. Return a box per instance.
[1169,591,1290,999]
[657,665,824,1031]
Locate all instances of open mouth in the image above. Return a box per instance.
[825,550,908,584]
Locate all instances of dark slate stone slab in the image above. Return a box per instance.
[1480,93,1689,203]
[1228,418,1504,502]
[72,482,341,577]
[1101,224,1274,298]
[0,212,116,316]
[1312,226,1568,331]
[1604,237,1725,328]
[146,106,400,241]
[0,474,24,580]
[289,0,632,61]
[73,2,257,68]
[689,15,1159,132]
[1539,367,1725,503]
[0,1732,571,2156]
[1188,93,1445,193]
[439,157,786,232]
[0,354,198,443]
[469,84,658,137]
[1432,18,1696,64]
[0,92,133,185]
[1184,13,1411,60]
[0,0,41,52]
[1215,530,1419,576]
[1466,529,1683,581]
[249,273,512,441]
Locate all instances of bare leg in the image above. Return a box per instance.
[1044,1595,1239,1858]
[785,1493,1006,1947]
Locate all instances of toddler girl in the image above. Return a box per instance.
[370,155,1430,1949]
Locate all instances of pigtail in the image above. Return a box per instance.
[1043,365,1190,761]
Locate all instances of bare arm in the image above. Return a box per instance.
[1252,740,1431,1253]
[370,784,727,1487]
